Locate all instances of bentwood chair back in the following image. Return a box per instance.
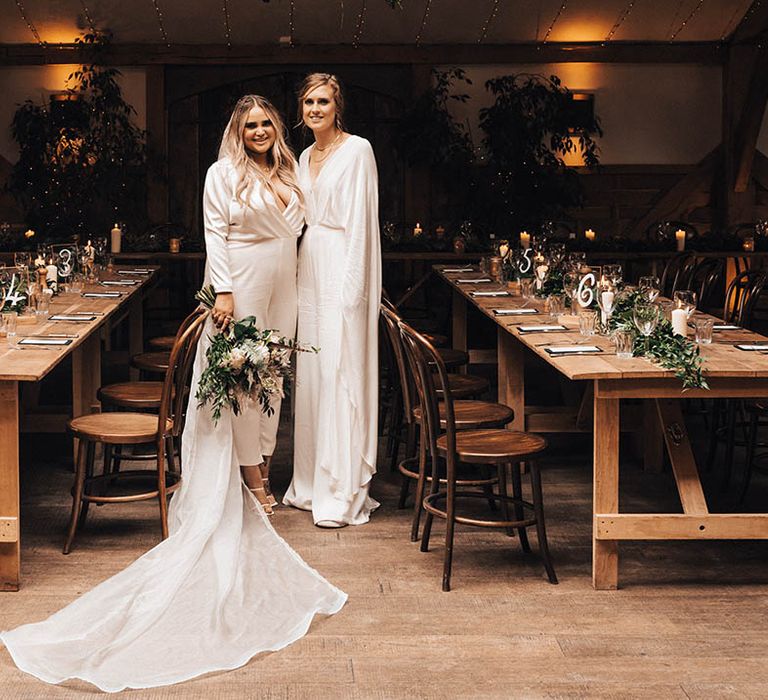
[660,253,696,298]
[64,308,208,553]
[723,269,767,329]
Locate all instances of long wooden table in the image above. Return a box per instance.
[0,268,157,591]
[437,266,768,589]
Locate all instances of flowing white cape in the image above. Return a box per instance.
[0,328,347,693]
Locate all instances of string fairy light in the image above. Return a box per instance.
[15,1,44,45]
[720,0,751,41]
[604,0,636,42]
[477,0,501,44]
[151,0,171,48]
[79,0,97,34]
[730,0,763,39]
[669,0,705,41]
[288,0,296,46]
[353,0,367,47]
[415,0,434,46]
[542,0,568,43]
[223,0,232,49]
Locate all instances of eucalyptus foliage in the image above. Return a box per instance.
[610,289,708,390]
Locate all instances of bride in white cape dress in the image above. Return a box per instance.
[0,97,346,693]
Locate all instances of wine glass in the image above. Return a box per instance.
[633,301,660,353]
[673,289,697,319]
[603,264,623,287]
[562,271,580,316]
[638,275,660,302]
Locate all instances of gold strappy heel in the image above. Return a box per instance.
[241,465,273,516]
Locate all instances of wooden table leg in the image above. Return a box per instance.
[0,381,20,591]
[452,289,467,352]
[72,332,102,463]
[498,330,525,432]
[593,386,619,590]
[129,292,144,381]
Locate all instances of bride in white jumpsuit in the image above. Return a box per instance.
[0,96,346,693]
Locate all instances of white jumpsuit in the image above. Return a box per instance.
[284,135,382,525]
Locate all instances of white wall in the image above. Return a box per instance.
[0,65,146,163]
[440,63,723,166]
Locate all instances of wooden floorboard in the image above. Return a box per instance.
[2,421,768,698]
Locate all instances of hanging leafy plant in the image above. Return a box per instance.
[9,32,146,241]
[478,73,602,234]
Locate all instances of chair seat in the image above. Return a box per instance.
[413,400,514,430]
[131,351,171,374]
[148,335,175,350]
[439,373,489,399]
[98,381,164,409]
[68,412,172,444]
[434,348,469,369]
[436,428,547,464]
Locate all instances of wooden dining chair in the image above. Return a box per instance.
[382,306,514,541]
[380,299,485,474]
[398,320,557,591]
[63,307,208,553]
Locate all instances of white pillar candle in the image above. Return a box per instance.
[520,231,530,249]
[45,263,58,293]
[671,308,688,337]
[675,229,686,252]
[600,290,615,325]
[110,223,122,254]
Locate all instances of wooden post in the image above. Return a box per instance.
[0,382,20,591]
[146,65,168,225]
[593,386,620,590]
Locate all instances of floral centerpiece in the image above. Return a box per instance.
[194,285,317,423]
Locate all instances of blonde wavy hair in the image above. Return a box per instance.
[218,94,302,206]
[296,73,345,132]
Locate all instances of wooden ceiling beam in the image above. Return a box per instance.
[0,41,725,66]
[731,0,768,43]
[733,46,768,192]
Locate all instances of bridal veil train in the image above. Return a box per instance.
[0,314,347,693]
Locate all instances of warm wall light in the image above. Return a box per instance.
[566,92,595,133]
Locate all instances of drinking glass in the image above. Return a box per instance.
[613,329,635,359]
[694,317,714,345]
[2,311,18,346]
[673,289,697,318]
[638,276,660,302]
[633,302,660,352]
[520,278,534,300]
[69,272,85,294]
[36,291,50,317]
[562,271,580,316]
[547,293,565,320]
[578,309,598,336]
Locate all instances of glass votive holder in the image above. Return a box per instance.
[578,309,598,336]
[70,273,85,294]
[694,317,715,345]
[2,311,18,345]
[547,293,565,319]
[520,278,534,300]
[36,292,51,317]
[612,329,634,358]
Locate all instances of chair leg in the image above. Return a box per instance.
[529,460,558,584]
[157,437,169,539]
[64,439,88,554]
[387,388,403,472]
[442,458,457,592]
[77,441,96,530]
[497,463,514,536]
[510,461,531,553]
[410,436,428,542]
[420,453,440,553]
[739,411,760,504]
[482,465,498,512]
[398,423,417,509]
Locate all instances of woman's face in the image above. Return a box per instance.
[302,85,337,133]
[242,105,276,156]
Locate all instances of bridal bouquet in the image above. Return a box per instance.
[194,285,317,424]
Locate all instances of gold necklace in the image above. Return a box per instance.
[314,130,342,152]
